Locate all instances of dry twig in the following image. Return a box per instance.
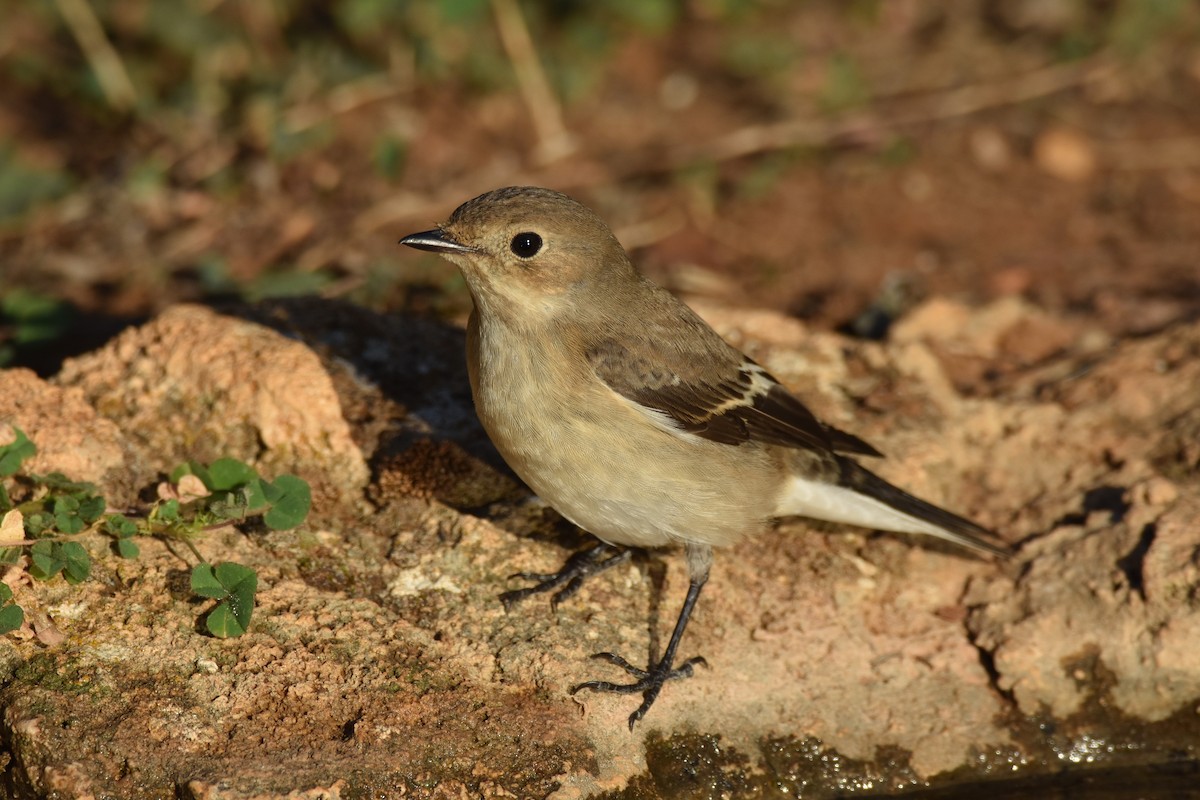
[490,0,575,164]
[357,56,1118,233]
[668,56,1117,166]
[54,0,137,112]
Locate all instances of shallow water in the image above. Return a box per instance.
[602,730,1200,800]
[902,761,1200,800]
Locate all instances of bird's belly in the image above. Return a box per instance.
[475,377,773,549]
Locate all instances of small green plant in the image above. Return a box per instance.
[0,427,36,510]
[0,426,312,639]
[0,583,24,635]
[191,562,258,638]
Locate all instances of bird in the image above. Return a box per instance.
[399,186,1007,729]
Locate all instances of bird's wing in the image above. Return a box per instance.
[587,338,882,457]
[824,423,883,458]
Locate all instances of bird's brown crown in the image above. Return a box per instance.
[433,187,636,311]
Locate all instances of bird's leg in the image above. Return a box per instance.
[572,543,711,729]
[499,541,631,611]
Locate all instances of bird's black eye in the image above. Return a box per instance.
[510,232,543,258]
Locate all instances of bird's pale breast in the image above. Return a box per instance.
[467,312,780,549]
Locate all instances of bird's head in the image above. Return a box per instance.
[400,186,636,323]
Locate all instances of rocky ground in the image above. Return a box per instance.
[1,292,1197,798]
[2,4,1199,796]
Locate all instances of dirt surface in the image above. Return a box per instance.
[1,1,1199,797]
[3,3,1199,373]
[1,297,1198,797]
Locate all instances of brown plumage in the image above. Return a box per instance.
[400,186,1007,728]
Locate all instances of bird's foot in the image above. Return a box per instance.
[499,543,631,611]
[572,651,708,730]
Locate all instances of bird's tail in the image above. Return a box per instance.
[777,457,1009,558]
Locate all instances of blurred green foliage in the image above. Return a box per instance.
[1,0,714,211]
[819,53,870,113]
[3,0,698,127]
[243,269,336,302]
[0,0,1196,351]
[1110,0,1191,54]
[0,146,73,220]
[0,290,73,368]
[1,0,1193,220]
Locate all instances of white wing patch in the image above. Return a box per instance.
[618,393,708,443]
[705,360,776,416]
[606,358,780,444]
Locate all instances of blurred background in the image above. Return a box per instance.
[1,0,1198,377]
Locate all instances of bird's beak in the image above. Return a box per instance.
[399,229,476,254]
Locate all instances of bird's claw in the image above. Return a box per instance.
[499,544,630,611]
[572,651,708,730]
